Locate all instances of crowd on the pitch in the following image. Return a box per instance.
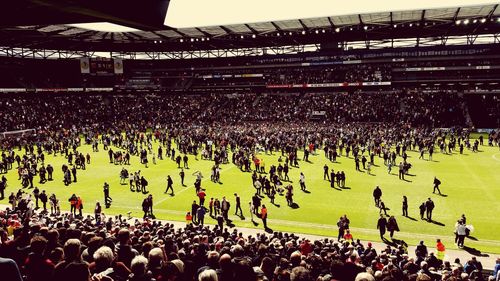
[0,88,499,281]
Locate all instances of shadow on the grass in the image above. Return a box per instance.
[380,237,408,249]
[462,246,489,257]
[467,235,478,241]
[404,216,418,221]
[427,219,445,227]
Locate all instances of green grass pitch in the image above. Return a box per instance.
[2,137,500,253]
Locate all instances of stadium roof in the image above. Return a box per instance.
[163,0,500,28]
[0,3,499,53]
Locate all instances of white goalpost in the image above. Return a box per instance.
[0,128,36,139]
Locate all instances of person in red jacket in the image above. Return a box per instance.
[197,190,206,206]
[300,239,313,256]
[343,229,354,242]
[76,196,83,217]
[261,205,268,230]
[185,212,192,225]
[24,236,55,281]
[436,239,446,261]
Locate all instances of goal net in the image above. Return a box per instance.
[0,128,36,139]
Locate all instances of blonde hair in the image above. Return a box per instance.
[199,269,218,281]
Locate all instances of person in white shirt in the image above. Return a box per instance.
[249,202,254,222]
[456,221,467,248]
[299,173,306,191]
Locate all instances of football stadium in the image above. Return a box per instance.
[0,1,499,280]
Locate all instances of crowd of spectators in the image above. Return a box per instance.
[0,94,212,132]
[263,65,391,85]
[0,203,497,281]
[0,90,469,133]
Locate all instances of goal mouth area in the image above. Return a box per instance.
[0,128,36,139]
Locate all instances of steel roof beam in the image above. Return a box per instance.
[244,24,259,35]
[453,8,461,22]
[270,22,282,32]
[219,25,233,35]
[487,4,498,19]
[298,19,309,30]
[195,27,212,37]
[327,17,336,29]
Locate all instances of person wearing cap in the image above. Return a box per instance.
[363,242,373,256]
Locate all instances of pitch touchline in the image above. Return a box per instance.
[108,205,500,245]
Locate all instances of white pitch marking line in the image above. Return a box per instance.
[153,165,236,207]
[492,153,500,162]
